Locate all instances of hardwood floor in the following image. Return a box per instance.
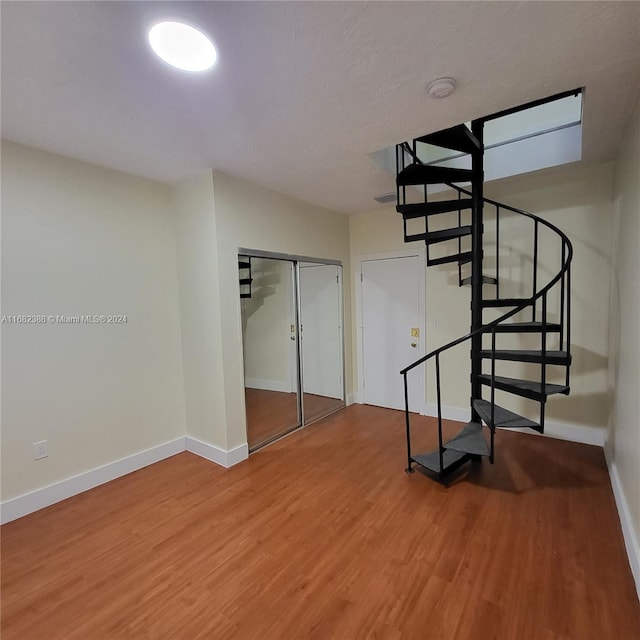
[2,405,639,639]
[245,388,343,449]
[245,388,300,448]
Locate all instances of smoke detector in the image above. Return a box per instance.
[427,77,456,99]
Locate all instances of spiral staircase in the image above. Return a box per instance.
[397,114,573,481]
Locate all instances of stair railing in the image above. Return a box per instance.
[398,142,572,472]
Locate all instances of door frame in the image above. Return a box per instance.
[354,248,427,415]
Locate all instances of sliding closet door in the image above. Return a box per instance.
[240,257,300,450]
[299,263,345,423]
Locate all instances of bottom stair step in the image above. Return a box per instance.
[411,449,469,475]
[444,421,489,456]
[473,399,542,433]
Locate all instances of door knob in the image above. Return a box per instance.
[411,342,417,348]
[291,336,296,341]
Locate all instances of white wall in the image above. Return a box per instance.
[350,161,614,438]
[608,99,640,592]
[483,162,613,431]
[212,171,352,450]
[1,148,352,509]
[172,172,228,447]
[1,141,186,501]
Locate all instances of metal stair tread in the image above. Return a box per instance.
[478,374,570,400]
[415,125,481,155]
[238,261,251,269]
[397,198,473,219]
[239,278,253,285]
[405,226,472,245]
[411,448,469,474]
[479,349,571,364]
[428,251,473,266]
[473,399,541,431]
[443,421,489,456]
[482,321,561,333]
[460,275,498,286]
[397,164,473,186]
[481,297,532,308]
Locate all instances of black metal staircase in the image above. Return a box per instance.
[239,256,253,299]
[397,116,573,480]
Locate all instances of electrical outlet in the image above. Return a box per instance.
[34,440,48,460]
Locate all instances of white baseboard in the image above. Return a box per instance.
[424,403,471,423]
[423,402,605,447]
[244,378,292,393]
[1,436,251,525]
[498,420,606,447]
[185,436,248,468]
[540,420,606,446]
[0,437,185,525]
[605,452,640,601]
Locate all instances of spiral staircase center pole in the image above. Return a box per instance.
[470,119,485,424]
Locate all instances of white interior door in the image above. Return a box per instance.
[361,256,422,412]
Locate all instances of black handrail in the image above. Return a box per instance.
[398,142,573,376]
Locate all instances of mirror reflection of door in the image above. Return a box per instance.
[240,257,300,450]
[299,263,345,423]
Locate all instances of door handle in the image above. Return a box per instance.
[411,342,417,348]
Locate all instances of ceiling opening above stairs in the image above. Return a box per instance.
[371,90,583,201]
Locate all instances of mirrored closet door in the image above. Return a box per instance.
[299,263,344,424]
[240,256,300,450]
[239,252,345,452]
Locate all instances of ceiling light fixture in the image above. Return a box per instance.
[427,77,456,99]
[148,21,217,72]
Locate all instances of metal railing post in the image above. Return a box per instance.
[532,219,539,320]
[435,354,444,473]
[404,372,413,473]
[470,119,485,424]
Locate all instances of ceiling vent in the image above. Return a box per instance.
[374,192,397,204]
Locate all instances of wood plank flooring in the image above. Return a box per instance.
[2,404,639,639]
[245,388,300,448]
[245,388,343,449]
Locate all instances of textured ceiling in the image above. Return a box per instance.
[2,1,639,214]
